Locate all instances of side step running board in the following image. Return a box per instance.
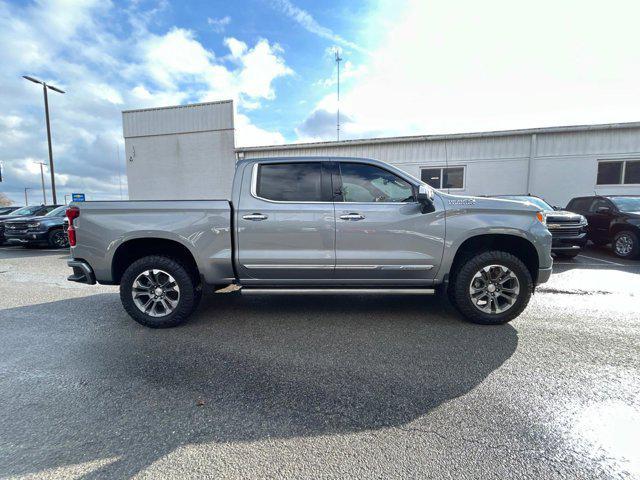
[240,288,435,295]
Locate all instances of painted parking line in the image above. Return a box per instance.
[577,254,624,266]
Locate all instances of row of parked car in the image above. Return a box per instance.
[491,194,640,260]
[1,194,638,259]
[0,204,69,248]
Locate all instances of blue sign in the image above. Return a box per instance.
[71,193,85,202]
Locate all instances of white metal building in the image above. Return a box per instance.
[123,100,235,200]
[123,100,640,206]
[237,123,640,207]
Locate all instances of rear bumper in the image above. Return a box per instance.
[67,259,96,285]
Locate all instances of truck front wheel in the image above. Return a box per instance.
[451,251,533,325]
[120,255,197,328]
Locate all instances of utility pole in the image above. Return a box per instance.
[335,49,342,141]
[38,162,47,203]
[24,187,32,206]
[22,75,65,204]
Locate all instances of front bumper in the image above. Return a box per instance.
[536,266,552,285]
[551,231,587,252]
[67,259,96,285]
[4,230,49,244]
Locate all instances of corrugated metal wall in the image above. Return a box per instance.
[239,126,640,206]
[123,101,234,138]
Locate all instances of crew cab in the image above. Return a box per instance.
[566,195,640,259]
[67,157,552,328]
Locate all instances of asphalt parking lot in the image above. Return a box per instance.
[0,246,639,479]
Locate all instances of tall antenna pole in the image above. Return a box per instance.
[335,49,342,141]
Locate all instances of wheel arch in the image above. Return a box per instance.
[111,238,200,285]
[448,234,540,285]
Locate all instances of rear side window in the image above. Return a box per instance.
[568,198,592,211]
[256,163,323,202]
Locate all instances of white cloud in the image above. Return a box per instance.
[299,0,640,141]
[0,2,291,204]
[234,113,285,147]
[207,15,231,33]
[270,0,366,54]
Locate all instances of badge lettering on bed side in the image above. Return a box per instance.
[448,199,476,206]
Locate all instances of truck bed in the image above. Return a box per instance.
[70,200,235,285]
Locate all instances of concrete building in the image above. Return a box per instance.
[123,100,235,200]
[123,100,640,206]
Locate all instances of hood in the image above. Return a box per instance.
[1,215,43,224]
[623,211,640,218]
[438,192,540,213]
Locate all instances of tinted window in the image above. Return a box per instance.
[589,198,612,213]
[610,197,640,212]
[339,163,414,203]
[421,168,441,189]
[46,206,67,217]
[597,161,623,185]
[256,163,323,202]
[568,198,592,212]
[443,167,464,189]
[624,160,640,184]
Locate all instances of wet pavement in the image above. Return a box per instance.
[0,245,638,479]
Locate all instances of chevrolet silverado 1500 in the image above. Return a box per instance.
[67,157,552,327]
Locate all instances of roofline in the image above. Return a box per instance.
[235,120,640,152]
[122,99,233,115]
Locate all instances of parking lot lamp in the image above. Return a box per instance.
[22,75,65,204]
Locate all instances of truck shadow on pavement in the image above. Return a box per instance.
[0,292,518,479]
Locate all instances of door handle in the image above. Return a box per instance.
[243,213,268,221]
[340,213,365,221]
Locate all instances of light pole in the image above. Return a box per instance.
[22,75,65,204]
[24,187,32,206]
[38,162,47,203]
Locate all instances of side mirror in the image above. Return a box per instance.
[596,206,612,214]
[417,184,433,202]
[417,185,434,213]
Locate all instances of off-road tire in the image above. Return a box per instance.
[120,255,197,328]
[612,230,639,259]
[451,250,533,325]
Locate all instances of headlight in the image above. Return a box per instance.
[579,216,588,226]
[27,222,42,229]
[536,211,546,224]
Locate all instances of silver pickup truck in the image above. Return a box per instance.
[67,157,552,327]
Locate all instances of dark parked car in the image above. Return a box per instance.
[2,205,67,248]
[494,195,588,259]
[566,195,640,259]
[0,206,22,215]
[0,204,59,245]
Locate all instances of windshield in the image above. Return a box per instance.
[8,206,42,216]
[610,196,640,212]
[0,207,16,215]
[499,196,553,211]
[46,206,68,217]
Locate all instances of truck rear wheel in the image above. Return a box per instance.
[120,255,197,328]
[451,250,532,325]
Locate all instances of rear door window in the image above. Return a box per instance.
[256,163,324,202]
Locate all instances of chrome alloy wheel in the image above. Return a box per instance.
[469,264,520,314]
[615,234,633,256]
[132,269,180,317]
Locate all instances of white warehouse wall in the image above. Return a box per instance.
[124,101,236,200]
[238,124,640,207]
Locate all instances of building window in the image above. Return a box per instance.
[420,166,465,190]
[597,160,640,185]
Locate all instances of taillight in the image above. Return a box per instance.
[66,207,80,247]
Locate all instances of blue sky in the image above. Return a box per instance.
[1,0,640,204]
